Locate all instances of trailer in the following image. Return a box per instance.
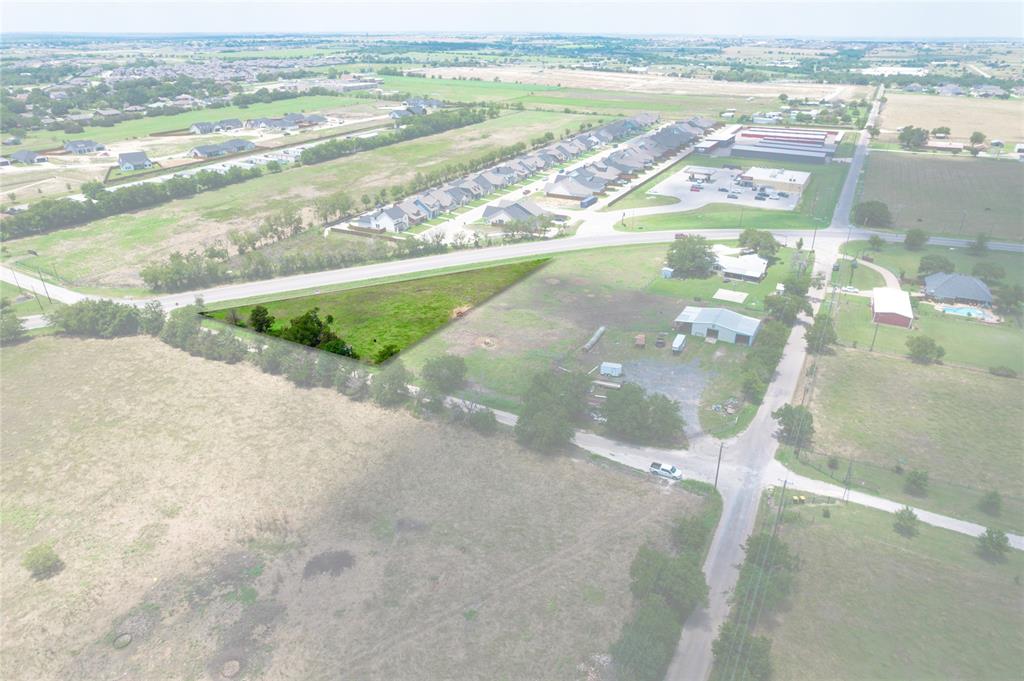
[672,334,687,354]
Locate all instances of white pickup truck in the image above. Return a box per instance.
[649,462,683,481]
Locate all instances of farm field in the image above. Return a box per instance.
[0,335,708,680]
[857,152,1024,240]
[205,260,548,362]
[797,350,1024,532]
[1,95,373,155]
[622,156,846,231]
[1,110,599,289]
[399,244,805,437]
[761,499,1024,681]
[832,293,1024,373]
[879,93,1024,146]
[842,240,1024,288]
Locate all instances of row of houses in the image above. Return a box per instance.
[242,113,328,132]
[188,139,257,159]
[544,117,711,201]
[352,114,665,233]
[189,118,244,135]
[390,98,445,119]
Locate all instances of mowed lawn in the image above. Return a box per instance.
[3,95,369,154]
[206,259,548,361]
[842,240,1024,289]
[622,156,847,231]
[807,350,1024,531]
[764,500,1024,681]
[833,294,1024,373]
[2,110,597,288]
[858,152,1024,240]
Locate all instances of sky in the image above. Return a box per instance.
[2,0,1022,39]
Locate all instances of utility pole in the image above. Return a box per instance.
[869,322,880,351]
[714,441,724,490]
[36,270,52,304]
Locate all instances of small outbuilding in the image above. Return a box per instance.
[673,306,761,346]
[871,287,914,328]
[600,362,623,378]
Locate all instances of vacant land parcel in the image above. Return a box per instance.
[206,260,548,361]
[858,153,1024,239]
[1,336,708,680]
[879,93,1024,146]
[761,500,1024,681]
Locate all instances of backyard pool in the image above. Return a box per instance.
[940,305,994,321]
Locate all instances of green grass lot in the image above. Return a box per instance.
[834,131,858,158]
[794,350,1024,531]
[399,244,805,436]
[621,156,846,231]
[829,259,885,290]
[857,152,1024,240]
[206,259,548,362]
[762,499,1024,681]
[602,156,690,211]
[2,110,597,289]
[832,293,1024,373]
[382,75,562,102]
[842,240,1024,289]
[0,281,60,316]
[3,96,368,154]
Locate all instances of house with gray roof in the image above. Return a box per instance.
[482,198,550,225]
[356,206,410,232]
[10,150,46,164]
[118,151,152,171]
[190,122,217,135]
[188,139,256,159]
[673,306,761,346]
[63,140,105,154]
[923,272,993,306]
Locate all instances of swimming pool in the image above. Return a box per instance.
[941,306,987,319]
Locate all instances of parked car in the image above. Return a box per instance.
[754,195,767,201]
[727,193,739,199]
[690,185,702,192]
[649,462,683,481]
[842,286,860,293]
[778,191,790,198]
[718,187,729,192]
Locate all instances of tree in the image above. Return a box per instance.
[906,335,945,364]
[904,228,929,251]
[738,228,780,258]
[806,309,838,353]
[0,298,26,345]
[930,126,951,136]
[852,200,892,228]
[771,404,814,448]
[968,233,989,255]
[139,300,165,336]
[49,299,140,338]
[466,407,498,435]
[795,237,804,251]
[978,490,1002,516]
[897,125,929,149]
[515,371,589,452]
[247,304,274,333]
[712,620,773,681]
[421,354,467,393]
[610,594,682,681]
[866,125,880,139]
[971,261,1004,285]
[918,253,955,277]
[604,383,685,447]
[893,506,919,537]
[371,359,412,407]
[904,469,929,496]
[666,235,715,279]
[977,528,1010,561]
[995,284,1024,316]
[279,307,338,348]
[970,131,986,146]
[22,543,64,579]
[868,234,885,251]
[764,293,811,326]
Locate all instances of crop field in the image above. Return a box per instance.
[399,244,802,436]
[762,499,1024,681]
[801,349,1024,532]
[842,240,1024,288]
[857,153,1024,240]
[2,96,374,155]
[2,110,598,289]
[879,93,1024,145]
[832,293,1024,373]
[206,260,548,362]
[623,156,846,231]
[0,335,708,680]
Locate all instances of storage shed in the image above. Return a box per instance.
[871,287,914,328]
[673,307,761,346]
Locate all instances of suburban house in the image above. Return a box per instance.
[0,157,11,167]
[355,206,410,232]
[188,139,257,159]
[118,151,153,171]
[923,273,993,306]
[93,108,121,118]
[63,140,105,154]
[482,198,550,225]
[712,244,769,281]
[190,122,217,134]
[871,287,914,328]
[673,306,762,346]
[395,198,427,224]
[10,150,47,164]
[389,109,414,120]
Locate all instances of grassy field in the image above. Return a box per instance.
[622,156,846,231]
[858,152,1024,240]
[879,93,1024,145]
[2,110,598,289]
[832,293,1024,373]
[799,349,1024,531]
[399,243,802,437]
[762,498,1024,681]
[829,258,885,290]
[0,281,60,317]
[602,155,689,211]
[206,260,548,362]
[842,240,1024,289]
[1,335,708,680]
[2,96,370,154]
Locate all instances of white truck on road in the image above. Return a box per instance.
[649,462,683,481]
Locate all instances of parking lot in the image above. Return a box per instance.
[647,165,801,212]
